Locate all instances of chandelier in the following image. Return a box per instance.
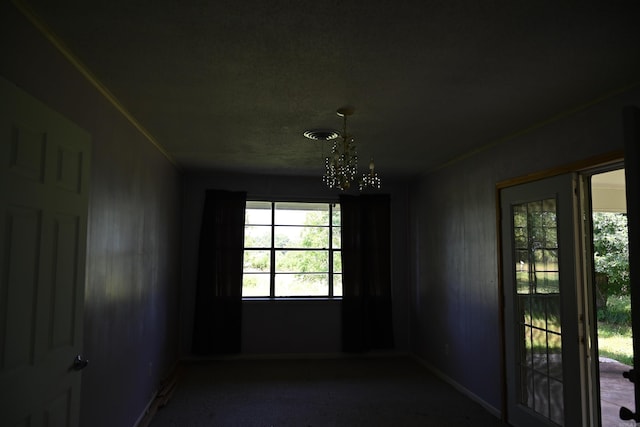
[305,107,381,191]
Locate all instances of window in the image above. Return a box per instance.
[242,201,342,298]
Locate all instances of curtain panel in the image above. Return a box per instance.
[340,194,394,352]
[192,189,247,355]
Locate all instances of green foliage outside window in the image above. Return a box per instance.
[593,212,632,365]
[592,212,629,310]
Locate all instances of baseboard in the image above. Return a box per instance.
[133,390,157,427]
[182,350,411,363]
[134,361,182,427]
[411,354,502,419]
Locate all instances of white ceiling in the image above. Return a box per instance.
[20,0,640,178]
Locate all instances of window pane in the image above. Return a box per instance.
[275,250,328,273]
[244,225,271,248]
[333,274,342,297]
[541,249,558,270]
[546,296,562,334]
[275,273,328,296]
[514,227,527,249]
[333,251,342,273]
[245,201,272,225]
[537,271,559,294]
[242,274,270,297]
[513,204,527,225]
[542,199,557,226]
[533,372,550,418]
[274,226,329,248]
[332,205,341,226]
[544,227,558,248]
[550,379,564,424]
[332,226,341,248]
[274,202,329,225]
[519,295,532,325]
[243,250,270,272]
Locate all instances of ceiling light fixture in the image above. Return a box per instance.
[305,107,381,191]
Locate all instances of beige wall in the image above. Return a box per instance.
[180,171,412,357]
[409,85,639,414]
[1,4,183,427]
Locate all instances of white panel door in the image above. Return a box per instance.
[0,77,91,427]
[501,174,585,427]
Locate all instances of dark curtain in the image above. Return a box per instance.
[192,189,246,355]
[340,194,394,352]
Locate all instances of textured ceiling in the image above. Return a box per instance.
[20,0,640,178]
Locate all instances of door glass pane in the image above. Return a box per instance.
[550,379,564,424]
[513,198,564,425]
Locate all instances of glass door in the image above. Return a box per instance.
[501,173,586,427]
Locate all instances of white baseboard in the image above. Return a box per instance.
[411,354,502,419]
[133,389,158,427]
[182,350,411,362]
[133,360,181,427]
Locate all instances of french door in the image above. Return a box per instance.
[501,173,586,427]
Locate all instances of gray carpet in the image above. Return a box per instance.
[149,356,507,427]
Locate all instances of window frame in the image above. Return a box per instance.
[242,199,342,299]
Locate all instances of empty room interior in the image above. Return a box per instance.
[2,1,640,426]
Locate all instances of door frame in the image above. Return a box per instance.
[577,162,633,427]
[623,106,640,420]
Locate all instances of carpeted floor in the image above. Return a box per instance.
[149,356,507,427]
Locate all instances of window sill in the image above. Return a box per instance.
[242,297,342,302]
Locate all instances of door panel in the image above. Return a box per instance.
[0,77,90,427]
[51,214,81,349]
[2,206,41,370]
[502,173,584,427]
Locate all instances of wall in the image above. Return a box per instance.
[1,4,183,427]
[409,85,640,414]
[181,171,410,357]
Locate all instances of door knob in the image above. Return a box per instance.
[620,406,639,421]
[72,354,89,371]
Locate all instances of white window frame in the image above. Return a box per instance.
[242,200,342,299]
